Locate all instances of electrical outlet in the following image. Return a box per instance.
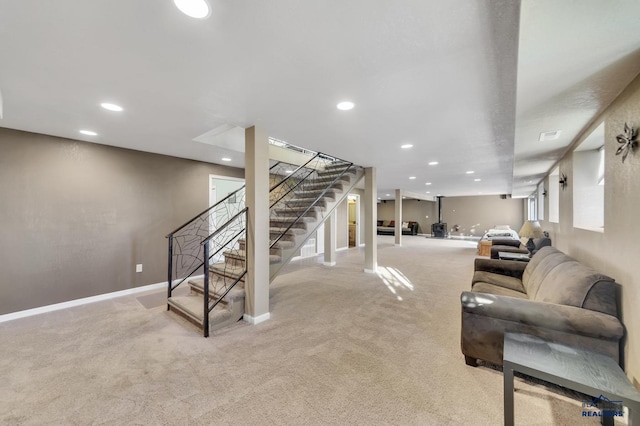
[136,264,143,273]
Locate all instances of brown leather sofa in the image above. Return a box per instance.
[461,246,623,367]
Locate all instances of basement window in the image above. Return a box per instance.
[573,123,604,232]
[548,167,559,223]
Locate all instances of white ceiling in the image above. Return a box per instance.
[0,0,639,200]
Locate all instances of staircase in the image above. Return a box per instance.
[165,151,364,336]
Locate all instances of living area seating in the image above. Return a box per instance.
[377,220,418,235]
[489,237,551,259]
[460,246,624,367]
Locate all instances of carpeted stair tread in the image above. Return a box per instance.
[188,277,246,301]
[274,206,325,215]
[269,227,306,235]
[209,262,247,280]
[168,293,233,324]
[222,250,281,264]
[270,216,316,223]
[295,190,336,198]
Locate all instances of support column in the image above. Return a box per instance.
[323,210,336,266]
[364,167,377,273]
[244,126,270,324]
[395,189,403,246]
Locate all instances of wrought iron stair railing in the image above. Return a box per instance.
[165,185,246,301]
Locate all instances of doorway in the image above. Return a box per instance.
[347,194,360,248]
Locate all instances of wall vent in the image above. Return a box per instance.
[539,130,562,141]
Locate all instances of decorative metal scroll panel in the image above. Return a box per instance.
[170,187,246,287]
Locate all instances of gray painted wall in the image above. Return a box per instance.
[441,195,524,237]
[0,128,243,314]
[539,72,640,386]
[377,199,437,235]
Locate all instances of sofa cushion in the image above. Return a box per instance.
[389,220,395,227]
[472,271,526,293]
[377,220,383,226]
[534,261,616,311]
[471,282,528,299]
[522,247,572,299]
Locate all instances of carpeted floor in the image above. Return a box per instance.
[0,236,615,425]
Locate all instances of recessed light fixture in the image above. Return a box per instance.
[79,130,97,136]
[401,144,413,149]
[474,178,481,182]
[426,191,431,194]
[409,176,416,180]
[221,157,232,162]
[428,161,439,166]
[425,182,432,186]
[377,197,381,200]
[386,193,390,196]
[402,196,406,199]
[173,0,211,19]
[285,170,293,174]
[466,171,474,174]
[100,102,123,112]
[337,101,355,111]
[437,194,441,196]
[539,130,562,141]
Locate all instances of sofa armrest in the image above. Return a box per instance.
[491,238,522,248]
[474,258,526,280]
[461,292,624,340]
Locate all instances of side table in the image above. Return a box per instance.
[503,332,640,426]
[478,240,492,256]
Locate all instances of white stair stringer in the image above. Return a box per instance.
[268,165,364,282]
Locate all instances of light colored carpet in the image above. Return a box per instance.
[0,236,614,425]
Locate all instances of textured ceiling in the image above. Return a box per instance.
[0,1,638,200]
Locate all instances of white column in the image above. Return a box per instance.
[364,167,377,273]
[323,210,336,266]
[395,189,403,246]
[244,126,270,324]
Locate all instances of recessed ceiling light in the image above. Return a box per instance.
[386,193,390,196]
[377,197,381,200]
[285,170,293,174]
[221,157,232,162]
[100,102,123,112]
[336,101,355,111]
[474,178,481,182]
[426,191,431,194]
[79,130,97,136]
[428,161,439,166]
[402,196,406,199]
[401,144,413,149]
[539,130,562,141]
[409,176,416,180]
[437,194,441,196]
[425,182,432,185]
[173,0,211,19]
[466,171,475,174]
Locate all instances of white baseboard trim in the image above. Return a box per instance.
[0,276,203,324]
[359,243,365,247]
[336,246,349,252]
[364,268,378,274]
[323,261,336,266]
[243,312,271,324]
[394,243,402,247]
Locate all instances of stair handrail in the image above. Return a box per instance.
[269,152,320,193]
[270,161,355,249]
[165,185,245,238]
